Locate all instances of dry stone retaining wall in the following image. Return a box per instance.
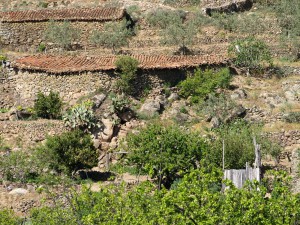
[0,120,67,148]
[0,21,105,52]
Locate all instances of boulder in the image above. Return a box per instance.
[101,119,114,142]
[119,109,135,122]
[168,93,179,102]
[139,99,161,117]
[93,94,106,108]
[9,188,28,195]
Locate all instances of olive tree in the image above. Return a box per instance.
[44,20,80,50]
[90,20,133,54]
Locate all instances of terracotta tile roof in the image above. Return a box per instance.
[0,7,125,22]
[13,54,229,74]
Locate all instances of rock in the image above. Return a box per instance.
[224,105,246,123]
[93,94,106,108]
[211,117,220,128]
[101,119,114,142]
[93,138,101,149]
[204,0,253,16]
[119,109,135,122]
[139,99,161,117]
[9,188,28,195]
[231,89,247,100]
[168,93,179,102]
[155,95,168,108]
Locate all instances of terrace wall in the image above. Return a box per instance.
[9,68,187,107]
[0,21,105,52]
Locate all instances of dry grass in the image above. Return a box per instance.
[263,121,300,132]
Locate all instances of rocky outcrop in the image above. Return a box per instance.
[204,0,253,16]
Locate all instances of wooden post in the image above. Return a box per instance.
[105,153,109,171]
[222,139,225,171]
[253,136,261,168]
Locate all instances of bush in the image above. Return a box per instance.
[45,20,80,50]
[63,100,99,130]
[37,43,46,52]
[0,151,39,183]
[115,56,139,95]
[90,20,133,54]
[124,123,207,188]
[284,112,300,123]
[36,130,98,176]
[0,210,21,225]
[208,120,282,169]
[178,68,232,104]
[163,0,201,6]
[146,9,186,29]
[34,91,63,119]
[228,37,272,70]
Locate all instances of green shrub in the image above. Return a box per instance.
[45,20,80,50]
[228,37,272,70]
[208,120,282,169]
[163,0,201,6]
[0,151,39,183]
[90,20,133,54]
[0,210,21,225]
[34,91,63,119]
[63,100,99,130]
[124,123,207,188]
[284,112,300,123]
[36,130,98,176]
[146,9,186,29]
[178,68,232,104]
[37,43,46,52]
[115,56,139,95]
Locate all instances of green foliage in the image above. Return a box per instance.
[115,56,139,95]
[284,112,300,123]
[27,169,300,225]
[34,91,63,119]
[228,37,272,69]
[63,100,99,130]
[45,20,80,50]
[146,9,186,29]
[0,54,7,66]
[90,20,133,54]
[178,68,232,104]
[37,42,46,52]
[0,108,9,113]
[38,1,49,8]
[0,210,21,225]
[124,123,206,188]
[200,93,239,123]
[212,13,267,35]
[36,130,98,176]
[0,151,39,183]
[109,93,130,114]
[208,120,282,169]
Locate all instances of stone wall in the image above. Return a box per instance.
[0,21,105,52]
[0,68,16,109]
[267,130,300,148]
[6,68,187,107]
[0,120,67,148]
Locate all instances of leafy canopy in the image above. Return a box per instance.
[45,20,80,50]
[115,55,139,95]
[124,123,206,188]
[90,20,133,54]
[178,68,232,104]
[34,91,63,119]
[36,130,98,176]
[228,37,272,69]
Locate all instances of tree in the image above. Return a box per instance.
[208,120,282,169]
[161,20,198,55]
[228,37,272,70]
[34,91,63,119]
[115,56,139,95]
[36,130,98,176]
[124,123,206,189]
[178,68,232,104]
[146,9,198,54]
[45,20,80,50]
[90,20,133,54]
